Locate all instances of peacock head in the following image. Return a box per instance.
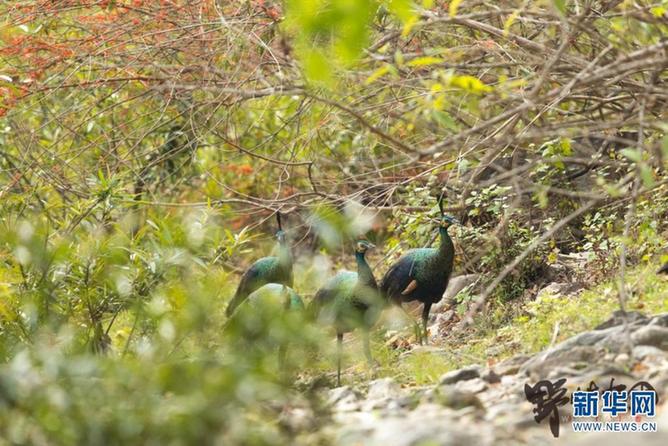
[276,230,286,244]
[355,239,376,254]
[439,214,459,229]
[436,192,459,229]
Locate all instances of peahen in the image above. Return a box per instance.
[226,283,305,368]
[380,197,458,343]
[311,240,383,386]
[226,213,293,317]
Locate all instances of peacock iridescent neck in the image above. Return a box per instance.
[278,239,293,269]
[438,226,455,266]
[355,251,376,288]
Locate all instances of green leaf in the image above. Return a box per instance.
[448,74,492,94]
[552,0,567,16]
[365,65,391,84]
[387,0,415,23]
[619,148,641,162]
[407,56,444,67]
[303,48,333,85]
[650,6,666,18]
[285,0,375,82]
[432,110,458,131]
[640,164,655,188]
[559,137,572,156]
[449,0,463,17]
[504,10,520,36]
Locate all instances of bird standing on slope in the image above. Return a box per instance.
[311,240,382,386]
[380,196,458,343]
[226,213,293,317]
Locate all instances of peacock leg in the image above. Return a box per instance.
[415,320,423,345]
[421,302,432,344]
[278,344,287,371]
[336,333,343,386]
[362,330,373,365]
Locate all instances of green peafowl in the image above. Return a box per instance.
[226,213,293,317]
[380,196,458,343]
[226,283,305,368]
[311,240,382,386]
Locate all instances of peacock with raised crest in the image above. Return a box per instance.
[380,196,458,343]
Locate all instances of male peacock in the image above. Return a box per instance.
[311,240,382,386]
[380,196,458,343]
[226,213,293,317]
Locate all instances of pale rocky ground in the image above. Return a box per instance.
[316,311,668,445]
[282,273,668,445]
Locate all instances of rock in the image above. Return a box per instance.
[645,366,668,396]
[492,355,530,376]
[557,251,592,270]
[485,345,505,357]
[367,378,402,400]
[632,345,668,360]
[535,282,584,301]
[433,274,480,309]
[436,310,455,325]
[324,311,668,445]
[561,365,635,391]
[500,375,518,386]
[335,405,493,446]
[546,366,591,380]
[595,310,649,330]
[649,313,668,328]
[278,406,316,432]
[439,365,481,385]
[327,386,361,412]
[484,401,536,429]
[542,262,569,282]
[481,368,501,384]
[361,378,409,411]
[520,345,601,376]
[430,386,485,410]
[631,325,668,350]
[568,326,623,346]
[614,353,630,365]
[455,377,488,394]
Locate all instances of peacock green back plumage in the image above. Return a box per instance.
[226,229,293,317]
[379,210,458,343]
[380,224,455,305]
[312,250,383,335]
[245,283,304,311]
